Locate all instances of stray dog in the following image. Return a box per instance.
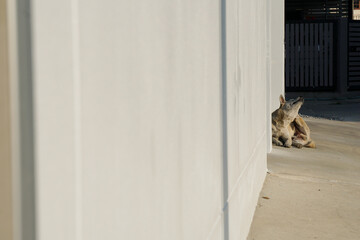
[272,95,316,148]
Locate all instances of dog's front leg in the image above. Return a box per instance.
[272,137,283,146]
[283,137,292,148]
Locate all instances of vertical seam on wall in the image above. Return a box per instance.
[8,1,21,239]
[17,0,36,239]
[266,0,272,154]
[220,0,229,239]
[71,0,82,239]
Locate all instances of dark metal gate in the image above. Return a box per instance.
[285,21,337,91]
[348,21,360,90]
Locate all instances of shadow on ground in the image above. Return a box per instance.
[299,98,360,122]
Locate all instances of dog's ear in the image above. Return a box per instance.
[279,94,285,106]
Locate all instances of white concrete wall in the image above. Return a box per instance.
[225,0,269,239]
[269,0,285,112]
[32,1,223,240]
[9,0,283,239]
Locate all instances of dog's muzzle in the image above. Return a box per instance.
[296,96,304,104]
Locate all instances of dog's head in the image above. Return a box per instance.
[278,94,304,123]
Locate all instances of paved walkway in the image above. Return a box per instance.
[247,117,360,240]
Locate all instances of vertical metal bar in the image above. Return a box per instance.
[325,0,328,19]
[340,0,343,16]
[338,16,348,92]
[286,24,290,88]
[314,23,319,88]
[295,24,300,87]
[300,24,304,87]
[319,23,324,87]
[310,23,314,88]
[305,24,309,87]
[291,24,295,87]
[329,23,333,87]
[324,23,329,87]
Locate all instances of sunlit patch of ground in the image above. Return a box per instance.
[248,117,360,240]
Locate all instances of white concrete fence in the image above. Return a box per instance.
[5,0,284,239]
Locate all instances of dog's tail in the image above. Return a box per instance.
[305,140,316,148]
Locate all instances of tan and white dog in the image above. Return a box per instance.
[272,95,316,148]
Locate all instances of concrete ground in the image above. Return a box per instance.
[247,106,360,239]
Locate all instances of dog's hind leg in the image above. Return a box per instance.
[292,141,303,148]
[305,140,316,148]
[292,137,307,148]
